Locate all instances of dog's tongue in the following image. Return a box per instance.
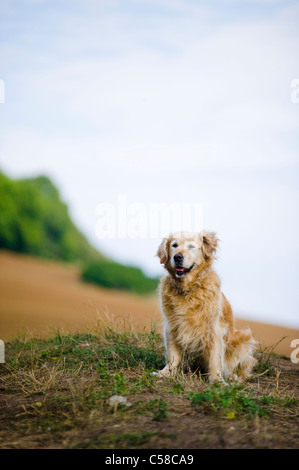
[176,268,185,272]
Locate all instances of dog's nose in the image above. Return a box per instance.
[174,253,184,264]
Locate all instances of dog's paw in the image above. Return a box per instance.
[151,367,172,378]
[227,373,241,383]
[209,374,227,385]
[151,371,160,377]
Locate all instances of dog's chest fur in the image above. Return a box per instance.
[159,273,222,353]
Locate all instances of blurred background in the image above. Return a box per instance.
[0,0,298,348]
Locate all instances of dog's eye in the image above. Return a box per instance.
[172,243,178,248]
[188,244,195,249]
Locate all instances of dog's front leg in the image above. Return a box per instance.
[153,333,182,378]
[207,336,225,384]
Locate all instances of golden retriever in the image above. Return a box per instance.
[154,231,257,383]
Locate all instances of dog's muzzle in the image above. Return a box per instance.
[173,253,194,276]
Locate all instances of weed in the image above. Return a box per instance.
[187,384,268,418]
[112,373,128,395]
[149,398,170,421]
[260,395,297,407]
[254,337,288,376]
[172,383,184,395]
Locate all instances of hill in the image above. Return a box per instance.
[0,250,160,341]
[0,171,158,294]
[0,171,101,263]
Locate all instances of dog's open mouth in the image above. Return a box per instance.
[175,264,194,276]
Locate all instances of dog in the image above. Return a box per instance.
[154,231,257,383]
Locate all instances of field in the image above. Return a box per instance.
[0,324,298,449]
[0,251,298,356]
[0,251,160,341]
[0,250,298,449]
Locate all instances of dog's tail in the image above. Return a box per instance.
[225,328,258,379]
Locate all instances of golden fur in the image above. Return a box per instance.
[155,231,257,383]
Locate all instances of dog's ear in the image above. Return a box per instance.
[200,231,219,259]
[156,237,171,265]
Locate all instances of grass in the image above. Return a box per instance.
[149,398,170,421]
[0,319,298,449]
[187,384,269,418]
[254,336,288,376]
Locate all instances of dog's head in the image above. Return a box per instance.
[156,231,219,281]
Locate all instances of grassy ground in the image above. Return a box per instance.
[0,319,298,449]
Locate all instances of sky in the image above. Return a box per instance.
[0,0,299,328]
